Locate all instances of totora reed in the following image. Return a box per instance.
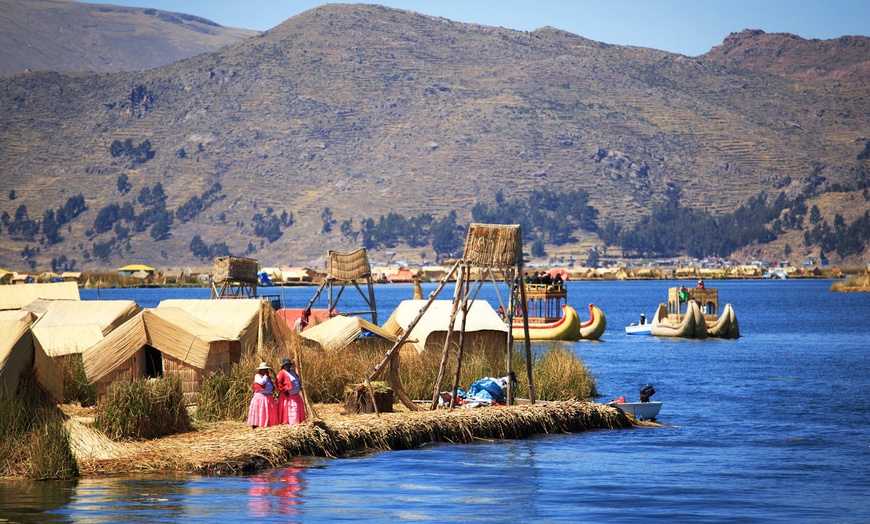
[64,401,640,476]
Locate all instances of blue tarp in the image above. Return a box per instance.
[468,378,506,404]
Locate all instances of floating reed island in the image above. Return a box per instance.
[65,401,641,477]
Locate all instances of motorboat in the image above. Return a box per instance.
[610,384,661,420]
[610,401,662,420]
[625,323,652,335]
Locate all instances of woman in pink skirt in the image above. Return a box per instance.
[276,358,307,424]
[247,362,278,428]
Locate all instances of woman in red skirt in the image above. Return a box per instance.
[247,362,278,428]
[276,358,307,424]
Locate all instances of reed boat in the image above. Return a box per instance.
[650,286,739,339]
[510,283,606,341]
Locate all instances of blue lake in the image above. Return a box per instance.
[2,279,868,522]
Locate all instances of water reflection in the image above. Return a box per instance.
[0,479,76,523]
[247,467,306,518]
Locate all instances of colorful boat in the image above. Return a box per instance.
[510,283,606,341]
[650,286,739,339]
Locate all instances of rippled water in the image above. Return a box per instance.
[2,279,868,522]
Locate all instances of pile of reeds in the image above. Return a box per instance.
[54,354,97,406]
[94,375,190,440]
[194,401,633,475]
[0,375,78,480]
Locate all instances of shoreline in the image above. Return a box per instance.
[61,401,641,478]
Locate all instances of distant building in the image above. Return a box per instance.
[117,264,155,277]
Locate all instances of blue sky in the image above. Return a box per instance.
[81,0,870,56]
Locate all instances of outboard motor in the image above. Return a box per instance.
[639,384,655,403]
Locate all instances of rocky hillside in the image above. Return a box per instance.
[0,4,867,271]
[0,0,257,76]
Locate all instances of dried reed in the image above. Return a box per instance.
[54,354,97,406]
[0,375,78,480]
[95,375,191,440]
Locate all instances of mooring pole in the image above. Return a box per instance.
[518,261,536,404]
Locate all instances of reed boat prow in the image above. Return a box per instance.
[649,287,739,339]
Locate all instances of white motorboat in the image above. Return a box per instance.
[610,401,662,420]
[625,322,652,335]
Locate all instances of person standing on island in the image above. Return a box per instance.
[294,307,311,333]
[277,358,307,425]
[247,362,278,429]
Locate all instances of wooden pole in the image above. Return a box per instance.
[430,264,465,409]
[518,262,536,403]
[505,268,516,405]
[257,300,264,356]
[449,266,471,409]
[368,260,461,411]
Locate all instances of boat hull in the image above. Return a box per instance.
[650,301,740,339]
[610,401,662,420]
[512,304,580,341]
[625,323,652,335]
[511,303,606,341]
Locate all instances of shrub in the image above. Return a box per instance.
[95,376,190,440]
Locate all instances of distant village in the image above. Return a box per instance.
[0,256,852,289]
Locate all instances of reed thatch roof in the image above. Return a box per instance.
[81,313,148,385]
[301,315,397,352]
[157,299,290,352]
[0,313,62,402]
[382,299,508,354]
[82,308,233,384]
[143,308,230,369]
[30,300,141,357]
[327,248,371,281]
[0,281,80,310]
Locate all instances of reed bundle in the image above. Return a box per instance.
[75,401,634,476]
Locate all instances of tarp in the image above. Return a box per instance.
[301,315,397,352]
[382,300,508,354]
[0,281,80,310]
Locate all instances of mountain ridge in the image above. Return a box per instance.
[0,4,867,270]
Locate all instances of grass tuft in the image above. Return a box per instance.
[95,375,191,440]
[0,374,78,480]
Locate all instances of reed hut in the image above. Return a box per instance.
[28,300,141,358]
[0,281,80,310]
[382,299,508,355]
[301,315,397,352]
[156,298,291,353]
[82,308,234,404]
[0,311,63,402]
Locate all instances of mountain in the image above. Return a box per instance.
[0,4,868,272]
[0,0,258,76]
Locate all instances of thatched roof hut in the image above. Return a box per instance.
[29,300,141,357]
[82,308,235,404]
[0,312,62,402]
[157,299,291,353]
[382,299,508,354]
[0,281,80,310]
[301,315,397,352]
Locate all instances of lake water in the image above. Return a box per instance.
[2,279,868,522]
